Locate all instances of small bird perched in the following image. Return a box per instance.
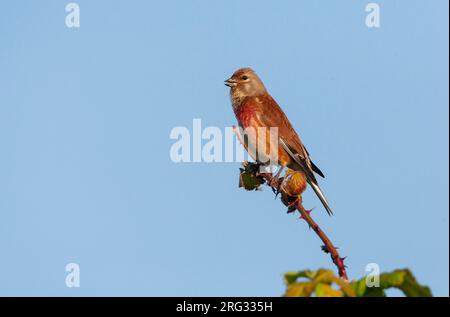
[225,68,333,216]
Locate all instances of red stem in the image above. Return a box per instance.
[233,126,348,281]
[295,200,349,281]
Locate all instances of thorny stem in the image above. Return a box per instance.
[233,125,349,281]
[295,200,349,281]
[265,173,349,281]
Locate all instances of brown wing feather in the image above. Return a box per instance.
[243,94,333,216]
[254,95,313,169]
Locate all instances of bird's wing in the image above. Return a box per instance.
[302,146,325,178]
[254,94,318,176]
[279,138,333,216]
[254,94,333,215]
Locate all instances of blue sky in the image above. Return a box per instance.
[0,0,448,296]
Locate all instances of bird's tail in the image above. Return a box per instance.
[309,181,333,216]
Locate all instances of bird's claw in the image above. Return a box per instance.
[268,177,282,191]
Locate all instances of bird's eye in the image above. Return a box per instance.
[241,75,249,80]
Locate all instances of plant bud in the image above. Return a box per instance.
[281,169,307,197]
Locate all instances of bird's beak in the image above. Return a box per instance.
[224,78,237,87]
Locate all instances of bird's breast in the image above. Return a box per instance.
[234,102,259,129]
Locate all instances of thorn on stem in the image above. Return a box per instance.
[298,208,314,220]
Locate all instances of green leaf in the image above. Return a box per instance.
[315,283,343,297]
[284,269,355,297]
[285,282,315,297]
[379,269,432,297]
[313,269,336,284]
[284,270,315,285]
[238,162,265,191]
[351,268,432,297]
[350,278,367,297]
[284,268,431,297]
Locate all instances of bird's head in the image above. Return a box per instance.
[224,68,267,98]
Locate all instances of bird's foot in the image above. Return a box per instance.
[268,176,282,191]
[286,196,300,213]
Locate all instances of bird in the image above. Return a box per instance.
[224,67,333,216]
